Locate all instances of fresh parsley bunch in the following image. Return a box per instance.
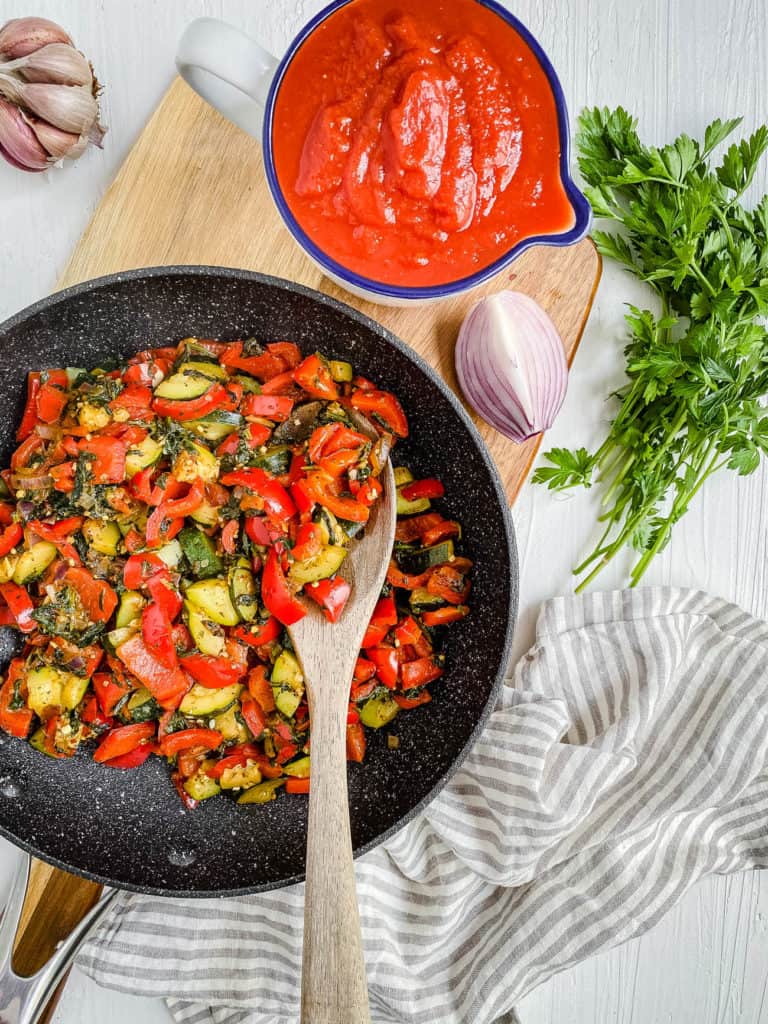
[533,108,768,590]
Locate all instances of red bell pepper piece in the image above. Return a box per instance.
[285,778,310,794]
[78,436,128,484]
[349,388,408,438]
[400,478,444,501]
[36,372,69,423]
[362,621,388,648]
[92,671,131,716]
[180,653,247,688]
[346,721,366,763]
[394,615,423,646]
[221,519,239,554]
[371,595,397,627]
[0,503,13,526]
[145,573,182,622]
[385,560,432,591]
[367,645,399,689]
[244,515,271,546]
[109,384,154,420]
[102,741,158,769]
[305,576,351,623]
[142,602,177,669]
[394,690,433,709]
[241,393,295,421]
[205,750,254,779]
[0,661,33,738]
[240,694,267,739]
[394,513,444,543]
[421,521,461,547]
[421,605,469,627]
[159,477,206,518]
[63,566,118,622]
[290,479,315,517]
[220,342,288,380]
[94,722,156,763]
[0,523,22,557]
[79,694,113,730]
[302,473,370,524]
[293,353,338,400]
[400,657,443,689]
[262,547,306,626]
[123,552,167,590]
[261,369,300,396]
[152,383,233,421]
[0,582,36,632]
[247,665,276,712]
[426,566,471,605]
[233,616,282,648]
[353,657,376,682]
[356,477,383,506]
[268,341,302,368]
[220,469,296,520]
[292,522,323,561]
[128,465,155,503]
[115,634,190,709]
[50,461,76,492]
[17,372,41,440]
[159,727,222,757]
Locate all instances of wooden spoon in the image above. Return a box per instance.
[289,418,396,1024]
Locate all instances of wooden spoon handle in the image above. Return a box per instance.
[301,695,370,1024]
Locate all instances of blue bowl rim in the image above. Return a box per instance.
[261,0,592,301]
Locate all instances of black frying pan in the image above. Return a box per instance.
[0,267,517,897]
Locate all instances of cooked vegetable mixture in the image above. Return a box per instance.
[0,338,471,806]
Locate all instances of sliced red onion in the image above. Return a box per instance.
[455,290,569,443]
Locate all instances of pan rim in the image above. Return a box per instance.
[0,264,518,897]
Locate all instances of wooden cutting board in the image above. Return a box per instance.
[11,76,600,1008]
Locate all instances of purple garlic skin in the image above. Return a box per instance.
[0,15,105,172]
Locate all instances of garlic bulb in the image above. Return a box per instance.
[0,16,105,172]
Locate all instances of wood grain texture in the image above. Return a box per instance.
[290,450,395,1024]
[0,2,766,1024]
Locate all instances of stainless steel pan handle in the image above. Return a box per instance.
[0,850,118,1024]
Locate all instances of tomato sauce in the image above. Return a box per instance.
[272,0,574,289]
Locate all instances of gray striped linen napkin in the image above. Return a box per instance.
[77,586,768,1024]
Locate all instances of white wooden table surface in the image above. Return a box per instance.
[0,1,767,1022]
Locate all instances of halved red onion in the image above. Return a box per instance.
[455,290,569,443]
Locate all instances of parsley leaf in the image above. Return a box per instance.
[535,108,768,590]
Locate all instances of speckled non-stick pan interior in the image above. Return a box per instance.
[0,267,517,896]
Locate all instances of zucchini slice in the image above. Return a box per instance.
[249,445,292,476]
[82,519,122,556]
[289,545,347,586]
[237,778,286,804]
[271,650,304,718]
[360,693,400,729]
[218,761,263,790]
[172,441,220,484]
[409,588,445,611]
[156,539,183,568]
[396,540,455,575]
[393,466,414,487]
[26,666,64,717]
[185,578,240,626]
[116,590,145,629]
[125,436,163,477]
[179,526,223,579]
[184,759,221,801]
[329,359,353,382]
[283,755,311,778]
[213,703,249,744]
[13,542,57,585]
[396,490,431,516]
[0,554,18,584]
[313,506,349,547]
[124,686,160,723]
[180,681,243,717]
[154,361,227,400]
[185,602,226,656]
[229,561,257,621]
[184,411,242,443]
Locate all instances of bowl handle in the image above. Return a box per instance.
[176,17,278,138]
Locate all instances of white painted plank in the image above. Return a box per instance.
[0,1,766,1022]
